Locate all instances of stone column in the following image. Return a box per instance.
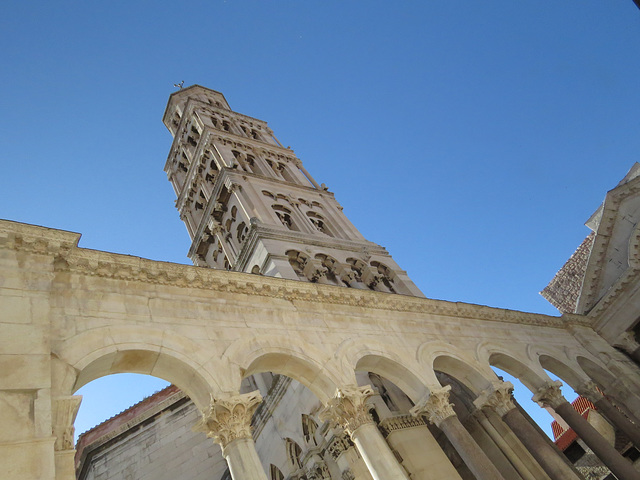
[321,386,410,480]
[533,381,640,480]
[472,409,540,480]
[614,331,640,364]
[194,391,267,480]
[52,395,82,480]
[411,386,506,480]
[474,382,582,480]
[577,381,640,448]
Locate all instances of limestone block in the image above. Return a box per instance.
[0,391,36,442]
[0,354,50,389]
[0,437,56,480]
[0,294,32,324]
[0,324,47,354]
[55,449,76,480]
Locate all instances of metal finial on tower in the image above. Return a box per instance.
[173,81,184,89]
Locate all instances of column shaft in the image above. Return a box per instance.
[350,423,410,480]
[502,408,582,480]
[223,437,269,480]
[554,401,640,480]
[439,415,506,480]
[476,412,539,480]
[594,397,640,448]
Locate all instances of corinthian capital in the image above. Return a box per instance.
[52,396,82,451]
[473,381,516,417]
[320,386,374,436]
[576,381,604,403]
[193,391,262,450]
[613,331,640,354]
[532,380,566,409]
[410,385,456,427]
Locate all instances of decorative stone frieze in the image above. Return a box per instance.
[473,381,516,417]
[306,459,330,480]
[320,386,374,436]
[52,396,82,451]
[532,380,566,409]
[193,390,262,450]
[410,385,456,427]
[14,235,595,329]
[341,469,355,480]
[326,433,353,461]
[378,414,426,437]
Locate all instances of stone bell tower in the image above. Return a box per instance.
[162,85,423,297]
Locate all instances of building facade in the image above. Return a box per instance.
[1,86,640,480]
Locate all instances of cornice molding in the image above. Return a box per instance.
[0,220,81,254]
[1,220,594,329]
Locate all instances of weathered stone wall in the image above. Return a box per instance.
[77,394,226,480]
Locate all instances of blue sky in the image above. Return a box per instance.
[2,1,639,442]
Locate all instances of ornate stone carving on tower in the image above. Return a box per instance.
[162,85,423,296]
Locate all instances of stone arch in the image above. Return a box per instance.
[538,353,589,391]
[418,341,494,394]
[339,339,429,402]
[483,347,550,393]
[225,335,342,403]
[56,326,224,411]
[432,354,494,395]
[576,355,618,390]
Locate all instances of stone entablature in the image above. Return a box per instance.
[378,414,427,437]
[0,219,591,330]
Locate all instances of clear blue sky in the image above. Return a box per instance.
[1,1,639,441]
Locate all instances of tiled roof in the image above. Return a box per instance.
[541,232,595,313]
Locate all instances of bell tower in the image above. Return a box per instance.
[163,85,423,297]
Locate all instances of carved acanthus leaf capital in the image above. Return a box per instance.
[613,331,640,353]
[410,385,456,427]
[52,396,82,451]
[576,381,604,403]
[532,380,566,409]
[193,391,262,450]
[320,386,374,436]
[473,381,516,417]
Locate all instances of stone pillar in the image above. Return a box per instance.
[533,381,640,480]
[474,382,581,480]
[321,386,410,480]
[614,331,640,364]
[472,409,540,480]
[194,391,267,480]
[52,395,82,480]
[411,386,506,480]
[577,381,640,448]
